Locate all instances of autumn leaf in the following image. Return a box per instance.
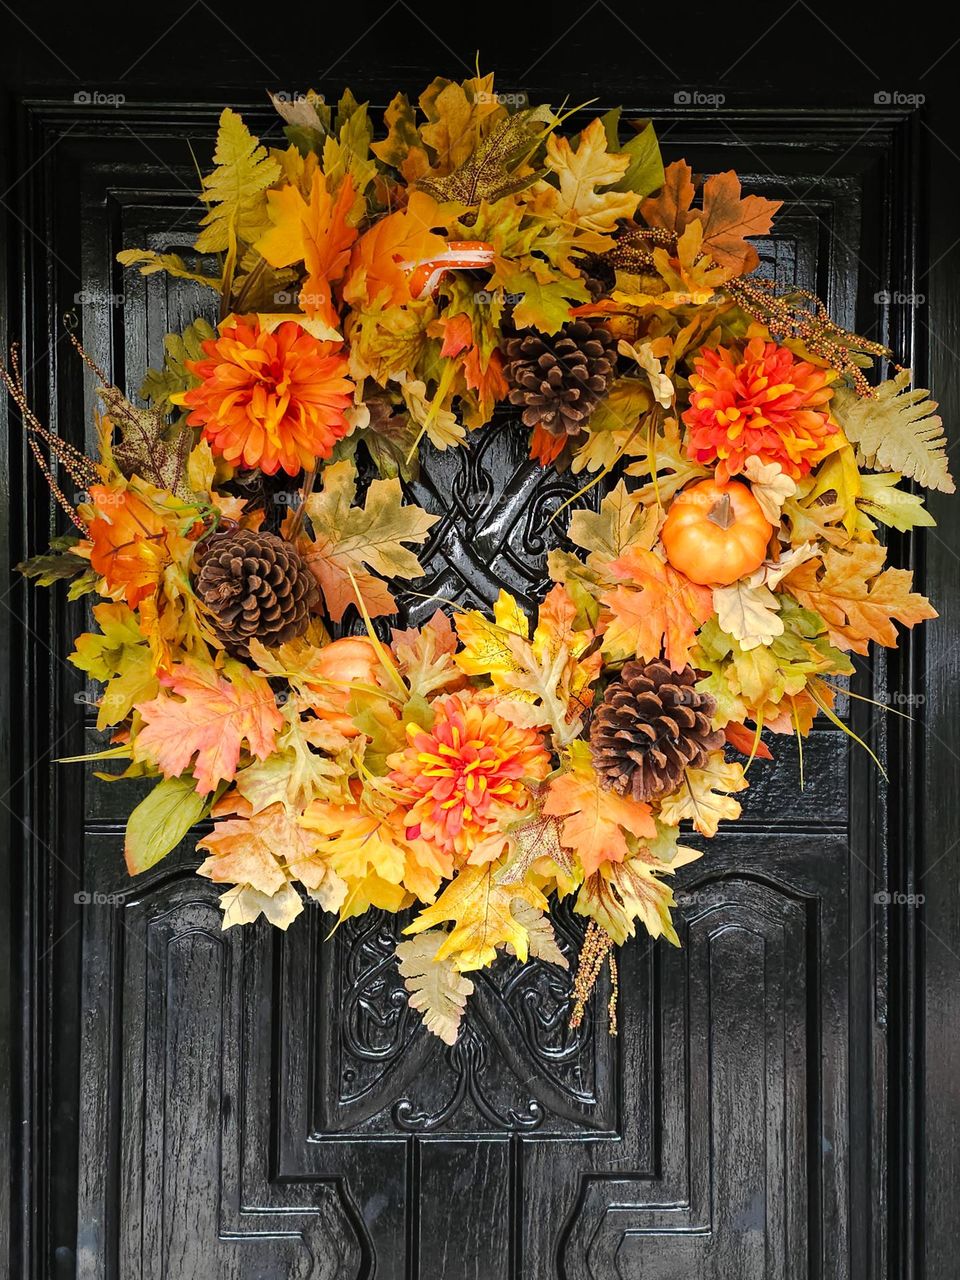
[255,170,358,331]
[783,542,937,654]
[297,458,438,622]
[567,478,659,569]
[234,708,345,813]
[69,602,158,730]
[713,578,783,649]
[404,862,547,971]
[82,480,198,609]
[856,472,935,533]
[600,546,714,671]
[418,72,506,174]
[575,844,698,947]
[343,190,448,309]
[543,740,656,876]
[391,610,466,699]
[218,881,304,930]
[416,106,552,205]
[371,93,431,183]
[658,752,747,837]
[831,369,955,493]
[639,161,780,276]
[693,170,781,274]
[195,108,280,256]
[115,249,221,292]
[540,117,640,234]
[454,585,601,744]
[197,800,316,896]
[639,159,696,234]
[505,899,568,966]
[133,659,283,794]
[395,931,474,1045]
[742,455,797,524]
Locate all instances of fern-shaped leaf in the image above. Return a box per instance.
[396,930,474,1045]
[833,370,955,493]
[194,108,281,255]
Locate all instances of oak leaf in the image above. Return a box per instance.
[395,931,474,1045]
[297,459,438,622]
[133,659,282,794]
[658,752,748,837]
[742,455,796,523]
[540,118,640,234]
[218,882,304,931]
[783,542,937,654]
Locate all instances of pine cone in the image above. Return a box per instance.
[195,528,318,656]
[589,660,724,803]
[576,251,617,301]
[505,318,615,436]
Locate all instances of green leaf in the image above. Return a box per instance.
[17,534,86,586]
[497,265,589,333]
[614,121,664,197]
[124,775,210,876]
[139,318,216,416]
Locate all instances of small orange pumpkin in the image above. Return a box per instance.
[661,478,772,586]
[307,636,383,736]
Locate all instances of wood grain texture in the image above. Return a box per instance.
[0,11,949,1276]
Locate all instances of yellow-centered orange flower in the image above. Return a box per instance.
[682,337,837,482]
[175,318,353,476]
[389,694,550,858]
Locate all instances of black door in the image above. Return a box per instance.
[3,6,960,1278]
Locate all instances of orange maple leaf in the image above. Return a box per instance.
[256,171,358,330]
[783,543,937,655]
[543,743,656,877]
[134,660,283,794]
[343,190,448,309]
[600,546,714,671]
[85,483,196,609]
[640,160,780,275]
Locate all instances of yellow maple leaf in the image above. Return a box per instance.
[543,741,656,877]
[418,73,506,175]
[403,863,547,971]
[600,546,714,671]
[784,542,937,654]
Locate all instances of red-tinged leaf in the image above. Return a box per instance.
[723,721,773,760]
[133,659,282,794]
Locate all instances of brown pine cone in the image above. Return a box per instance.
[504,318,615,436]
[195,527,318,656]
[589,660,724,803]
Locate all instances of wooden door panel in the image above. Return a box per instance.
[13,100,912,1277]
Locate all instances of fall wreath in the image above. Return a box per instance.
[9,74,953,1044]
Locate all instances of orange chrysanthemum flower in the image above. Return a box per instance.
[176,318,354,476]
[389,693,550,858]
[682,337,837,482]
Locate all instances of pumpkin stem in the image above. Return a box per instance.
[706,493,734,529]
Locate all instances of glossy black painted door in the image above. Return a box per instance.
[2,8,959,1279]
